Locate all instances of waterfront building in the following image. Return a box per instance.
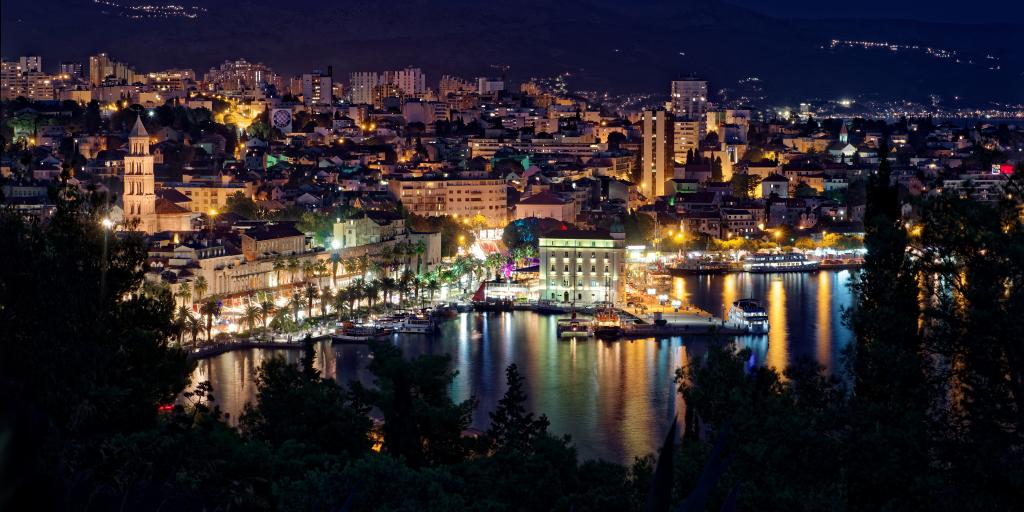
[538,227,626,306]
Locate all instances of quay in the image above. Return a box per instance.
[186,334,331,360]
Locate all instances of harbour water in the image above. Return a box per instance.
[191,270,855,465]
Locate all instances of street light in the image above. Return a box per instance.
[100,218,113,298]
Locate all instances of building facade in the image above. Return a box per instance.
[538,228,626,306]
[641,110,674,200]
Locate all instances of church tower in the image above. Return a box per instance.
[839,122,849,145]
[123,116,156,232]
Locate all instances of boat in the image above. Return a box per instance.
[592,304,624,340]
[471,283,514,312]
[669,260,732,275]
[728,299,769,334]
[743,252,819,273]
[397,314,436,334]
[535,299,571,314]
[557,314,592,339]
[332,324,393,343]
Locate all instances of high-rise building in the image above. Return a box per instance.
[59,61,83,79]
[641,110,674,199]
[477,77,504,96]
[302,68,333,105]
[670,76,708,141]
[349,72,379,105]
[89,53,138,86]
[439,75,475,98]
[393,66,426,97]
[203,59,276,93]
[19,56,42,73]
[673,119,701,163]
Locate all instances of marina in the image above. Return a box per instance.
[192,270,856,464]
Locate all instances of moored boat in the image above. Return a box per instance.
[743,252,819,273]
[332,324,393,343]
[728,299,769,334]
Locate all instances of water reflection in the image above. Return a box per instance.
[193,271,854,464]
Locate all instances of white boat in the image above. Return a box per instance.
[397,314,435,334]
[332,325,393,343]
[557,316,592,339]
[743,252,819,273]
[728,299,769,334]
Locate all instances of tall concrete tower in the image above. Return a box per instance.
[641,110,674,200]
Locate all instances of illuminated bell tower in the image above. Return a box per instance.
[123,116,156,232]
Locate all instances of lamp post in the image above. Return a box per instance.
[207,208,217,238]
[100,218,113,298]
[330,238,341,289]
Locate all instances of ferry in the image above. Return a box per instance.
[669,260,732,275]
[397,314,436,335]
[557,316,592,338]
[743,252,819,273]
[535,299,571,314]
[332,324,393,343]
[728,299,769,334]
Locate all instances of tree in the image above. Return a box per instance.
[192,275,208,304]
[730,173,761,199]
[486,364,550,453]
[225,191,260,219]
[199,297,221,341]
[239,355,372,459]
[353,342,476,467]
[0,197,190,508]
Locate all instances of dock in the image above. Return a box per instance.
[186,334,331,360]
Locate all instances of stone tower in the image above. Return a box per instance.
[123,116,156,232]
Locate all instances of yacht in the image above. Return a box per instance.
[557,316,592,339]
[397,314,436,335]
[743,252,819,273]
[728,299,769,334]
[332,324,393,343]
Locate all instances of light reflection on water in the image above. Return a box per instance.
[192,270,854,464]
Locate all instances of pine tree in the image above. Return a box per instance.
[486,364,549,453]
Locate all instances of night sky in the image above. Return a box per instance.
[2,0,1022,102]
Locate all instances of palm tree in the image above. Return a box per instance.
[313,259,329,289]
[175,305,190,346]
[364,281,380,312]
[175,285,192,310]
[186,313,201,348]
[301,259,316,284]
[399,269,415,307]
[199,297,220,342]
[289,291,305,323]
[258,295,275,330]
[303,282,317,320]
[319,287,332,318]
[426,278,441,304]
[192,276,208,305]
[380,276,397,311]
[414,239,426,275]
[243,301,260,334]
[287,256,300,285]
[272,255,286,287]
